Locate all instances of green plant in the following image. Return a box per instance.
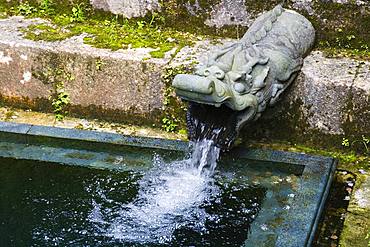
[148,12,165,28]
[95,58,105,71]
[136,20,145,29]
[70,4,85,23]
[161,117,178,132]
[44,68,74,121]
[342,135,369,153]
[16,2,36,16]
[160,65,196,133]
[39,0,55,16]
[178,128,187,135]
[4,109,16,120]
[51,81,70,121]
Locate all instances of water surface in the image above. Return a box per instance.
[0,145,300,246]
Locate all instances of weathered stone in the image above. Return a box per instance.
[204,0,254,28]
[234,51,370,145]
[353,176,370,210]
[0,16,168,124]
[339,175,370,247]
[287,51,360,135]
[90,0,160,18]
[86,0,370,52]
[0,16,369,145]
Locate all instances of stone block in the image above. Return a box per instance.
[240,51,370,145]
[90,0,160,18]
[339,175,370,247]
[0,17,168,124]
[0,16,369,146]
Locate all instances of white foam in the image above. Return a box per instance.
[87,138,222,244]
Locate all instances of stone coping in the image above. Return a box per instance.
[0,120,337,246]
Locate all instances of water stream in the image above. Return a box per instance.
[88,125,225,244]
[0,123,269,246]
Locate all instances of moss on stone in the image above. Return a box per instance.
[160,64,194,133]
[247,140,369,173]
[24,24,76,41]
[339,174,370,247]
[65,152,95,160]
[339,213,370,247]
[303,1,370,59]
[0,0,200,58]
[2,0,369,59]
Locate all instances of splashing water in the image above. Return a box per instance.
[88,131,225,244]
[0,138,266,246]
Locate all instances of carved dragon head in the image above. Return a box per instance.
[172,5,315,149]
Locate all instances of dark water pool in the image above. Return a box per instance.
[0,155,301,247]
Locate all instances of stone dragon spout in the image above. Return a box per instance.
[172,5,315,150]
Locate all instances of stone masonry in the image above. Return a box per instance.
[0,16,369,143]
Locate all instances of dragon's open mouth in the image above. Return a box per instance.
[186,102,239,150]
[171,5,315,150]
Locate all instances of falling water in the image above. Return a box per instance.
[87,124,229,244]
[0,122,264,246]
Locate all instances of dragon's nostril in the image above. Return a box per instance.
[204,69,210,76]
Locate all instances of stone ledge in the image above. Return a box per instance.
[0,16,168,124]
[239,51,370,145]
[0,16,369,146]
[339,174,370,247]
[287,51,369,136]
[89,0,370,49]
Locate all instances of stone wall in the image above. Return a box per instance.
[0,17,167,125]
[89,0,370,50]
[90,0,160,18]
[0,16,369,148]
[242,51,370,146]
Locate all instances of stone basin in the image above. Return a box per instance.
[0,121,336,246]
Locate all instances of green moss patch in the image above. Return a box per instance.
[3,1,369,59]
[3,1,200,58]
[24,24,76,41]
[248,141,370,173]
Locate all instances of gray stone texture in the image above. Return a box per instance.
[204,0,254,28]
[289,52,359,135]
[90,0,160,18]
[89,0,369,34]
[244,51,370,142]
[0,17,167,123]
[0,16,369,144]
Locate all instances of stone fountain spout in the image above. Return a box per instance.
[172,5,315,150]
